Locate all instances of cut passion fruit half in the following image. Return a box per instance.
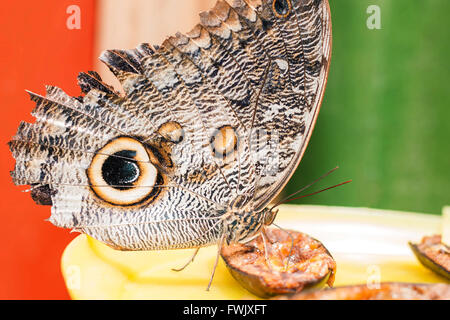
[276,282,450,300]
[409,235,450,280]
[220,228,336,298]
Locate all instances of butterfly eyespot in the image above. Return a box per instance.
[87,137,160,206]
[101,150,140,190]
[272,0,292,18]
[157,121,184,144]
[211,125,238,159]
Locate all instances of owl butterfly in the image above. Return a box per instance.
[9,0,331,287]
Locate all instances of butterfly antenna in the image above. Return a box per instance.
[270,166,340,210]
[279,180,353,205]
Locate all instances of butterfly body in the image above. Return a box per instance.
[9,0,332,252]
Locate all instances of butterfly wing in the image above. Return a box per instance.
[8,0,331,250]
[235,0,333,211]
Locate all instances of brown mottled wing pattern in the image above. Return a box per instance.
[8,0,331,250]
[241,0,332,211]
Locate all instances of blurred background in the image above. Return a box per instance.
[0,0,448,299]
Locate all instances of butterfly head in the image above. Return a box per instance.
[262,207,279,226]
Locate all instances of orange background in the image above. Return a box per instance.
[0,0,96,299]
[0,0,216,300]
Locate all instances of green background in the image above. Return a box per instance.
[285,0,449,215]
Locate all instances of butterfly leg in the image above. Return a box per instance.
[273,223,295,272]
[206,234,225,291]
[171,247,200,272]
[260,226,274,271]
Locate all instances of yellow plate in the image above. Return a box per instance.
[61,204,449,299]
